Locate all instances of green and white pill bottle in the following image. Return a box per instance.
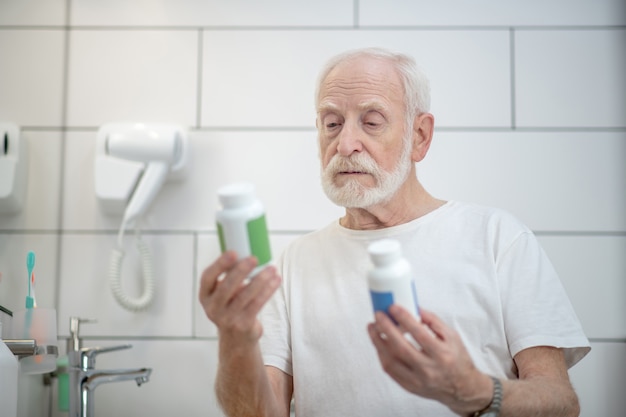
[216,182,272,278]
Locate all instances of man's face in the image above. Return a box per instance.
[317,56,413,208]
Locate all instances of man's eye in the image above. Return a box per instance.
[364,121,383,129]
[363,112,385,128]
[327,122,340,128]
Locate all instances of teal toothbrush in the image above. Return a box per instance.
[26,251,36,308]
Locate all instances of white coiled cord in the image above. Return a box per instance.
[109,222,155,312]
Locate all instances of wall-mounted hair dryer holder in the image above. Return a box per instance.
[0,122,28,214]
[94,123,188,224]
[94,123,189,313]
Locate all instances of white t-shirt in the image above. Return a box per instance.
[260,201,590,417]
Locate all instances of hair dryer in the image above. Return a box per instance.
[105,124,184,229]
[95,123,188,312]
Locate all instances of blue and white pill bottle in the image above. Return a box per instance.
[367,239,420,321]
[216,182,272,278]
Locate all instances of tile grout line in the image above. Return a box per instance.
[55,335,626,344]
[2,24,624,31]
[53,0,72,314]
[48,4,72,415]
[3,229,625,236]
[195,29,203,129]
[16,126,626,132]
[510,27,517,130]
[191,231,198,337]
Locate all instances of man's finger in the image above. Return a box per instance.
[229,265,281,316]
[389,305,440,354]
[199,251,238,300]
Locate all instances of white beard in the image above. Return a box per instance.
[321,136,413,208]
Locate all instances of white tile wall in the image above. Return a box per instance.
[516,29,626,128]
[0,30,65,126]
[57,234,195,338]
[0,0,66,26]
[359,0,626,26]
[202,30,511,128]
[419,131,626,232]
[71,0,354,27]
[569,342,626,416]
[66,30,198,127]
[1,0,624,415]
[538,235,626,340]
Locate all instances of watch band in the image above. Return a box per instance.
[472,376,502,417]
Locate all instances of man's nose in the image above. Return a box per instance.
[336,122,363,156]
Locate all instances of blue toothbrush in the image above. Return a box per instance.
[26,251,36,308]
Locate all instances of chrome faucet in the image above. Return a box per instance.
[66,317,152,417]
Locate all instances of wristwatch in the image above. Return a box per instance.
[472,376,502,417]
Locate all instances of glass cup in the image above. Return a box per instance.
[11,308,58,374]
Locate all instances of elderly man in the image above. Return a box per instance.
[199,47,590,417]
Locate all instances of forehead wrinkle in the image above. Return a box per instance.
[318,90,393,115]
[319,79,402,112]
[317,60,404,118]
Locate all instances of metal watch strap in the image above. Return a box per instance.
[472,376,502,417]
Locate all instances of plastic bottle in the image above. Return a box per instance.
[0,320,19,417]
[56,355,70,411]
[216,182,272,277]
[367,239,420,321]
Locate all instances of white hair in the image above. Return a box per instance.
[314,47,432,122]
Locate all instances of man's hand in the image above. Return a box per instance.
[367,305,492,416]
[198,251,281,347]
[199,252,290,417]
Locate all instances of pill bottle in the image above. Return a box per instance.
[367,239,420,321]
[216,182,272,277]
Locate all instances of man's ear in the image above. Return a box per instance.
[411,112,435,163]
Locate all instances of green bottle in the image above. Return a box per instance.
[56,355,69,411]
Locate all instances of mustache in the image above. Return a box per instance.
[325,153,380,176]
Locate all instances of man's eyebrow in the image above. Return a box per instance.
[317,100,389,113]
[317,101,339,113]
[357,99,388,112]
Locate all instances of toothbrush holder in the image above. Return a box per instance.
[11,307,58,374]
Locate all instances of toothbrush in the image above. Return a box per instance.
[26,251,36,308]
[30,272,38,308]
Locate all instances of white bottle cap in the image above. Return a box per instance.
[368,239,402,267]
[217,182,256,209]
